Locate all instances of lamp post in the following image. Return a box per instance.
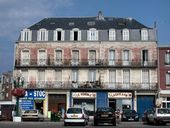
[12,72,25,118]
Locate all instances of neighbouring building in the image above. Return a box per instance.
[14,11,158,118]
[158,46,170,108]
[0,71,14,120]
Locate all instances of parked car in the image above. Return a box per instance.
[121,109,139,121]
[64,107,89,126]
[142,108,154,124]
[21,109,44,121]
[147,108,170,125]
[94,107,116,126]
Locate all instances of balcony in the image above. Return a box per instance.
[22,81,158,91]
[15,59,157,68]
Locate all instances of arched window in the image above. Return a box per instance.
[70,28,81,41]
[141,29,148,41]
[122,29,129,41]
[37,28,48,41]
[21,29,32,41]
[109,29,116,41]
[53,28,65,41]
[87,28,98,41]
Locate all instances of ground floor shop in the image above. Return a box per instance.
[159,90,170,108]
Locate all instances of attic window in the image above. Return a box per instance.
[87,21,95,26]
[50,22,55,25]
[118,22,126,26]
[69,22,75,26]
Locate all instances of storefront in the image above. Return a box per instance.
[71,92,96,116]
[108,92,133,111]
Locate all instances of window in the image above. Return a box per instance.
[38,49,46,65]
[141,29,148,41]
[21,70,28,88]
[72,70,78,82]
[21,29,32,41]
[72,50,79,65]
[142,69,149,89]
[70,28,81,41]
[89,50,96,65]
[87,28,98,41]
[37,29,48,41]
[123,50,130,66]
[165,52,170,65]
[142,50,149,66]
[122,29,129,41]
[89,69,96,82]
[21,49,30,65]
[123,69,130,89]
[38,70,45,88]
[109,70,116,88]
[166,72,170,85]
[53,29,64,41]
[55,50,62,65]
[109,29,116,41]
[109,49,115,65]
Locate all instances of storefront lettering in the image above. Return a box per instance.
[108,92,132,98]
[72,92,96,98]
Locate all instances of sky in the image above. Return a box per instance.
[0,0,170,75]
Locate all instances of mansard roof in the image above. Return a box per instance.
[28,14,150,30]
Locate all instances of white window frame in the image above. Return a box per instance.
[89,69,96,82]
[165,52,170,65]
[87,28,98,41]
[72,70,78,82]
[141,29,148,41]
[166,72,170,85]
[53,28,64,41]
[37,28,48,41]
[109,70,116,88]
[21,29,32,41]
[70,28,81,41]
[141,69,150,89]
[88,50,96,65]
[72,50,79,65]
[123,69,130,89]
[122,29,129,41]
[21,49,30,65]
[123,49,130,66]
[38,49,47,65]
[109,49,115,65]
[109,29,116,41]
[55,49,62,65]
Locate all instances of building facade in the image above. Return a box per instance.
[0,71,14,120]
[158,46,170,108]
[14,12,158,117]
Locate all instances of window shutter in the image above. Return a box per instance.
[95,31,98,40]
[87,30,90,41]
[61,30,65,41]
[45,31,48,41]
[78,31,81,41]
[70,30,74,41]
[53,30,57,41]
[21,31,24,41]
[37,31,40,41]
[28,31,32,41]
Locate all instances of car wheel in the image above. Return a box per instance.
[64,122,67,126]
[113,121,116,126]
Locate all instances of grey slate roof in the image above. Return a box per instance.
[28,16,149,30]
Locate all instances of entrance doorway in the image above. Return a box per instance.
[35,99,43,114]
[109,99,116,111]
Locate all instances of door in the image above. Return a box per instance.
[137,95,155,118]
[97,92,108,108]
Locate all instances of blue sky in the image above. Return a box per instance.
[0,0,170,75]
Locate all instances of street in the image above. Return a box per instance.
[0,121,170,128]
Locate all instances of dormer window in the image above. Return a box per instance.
[70,28,81,41]
[109,29,116,41]
[141,29,148,41]
[122,29,129,41]
[87,28,98,41]
[37,29,48,41]
[21,29,32,41]
[54,28,64,41]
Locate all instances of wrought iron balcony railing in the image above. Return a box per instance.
[22,81,158,91]
[15,59,157,68]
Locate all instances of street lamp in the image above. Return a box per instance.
[11,72,25,117]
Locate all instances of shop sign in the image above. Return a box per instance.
[23,89,45,99]
[108,92,132,99]
[20,99,34,110]
[72,92,96,98]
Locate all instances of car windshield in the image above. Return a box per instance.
[123,110,136,114]
[97,107,113,112]
[158,109,170,114]
[67,108,82,114]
